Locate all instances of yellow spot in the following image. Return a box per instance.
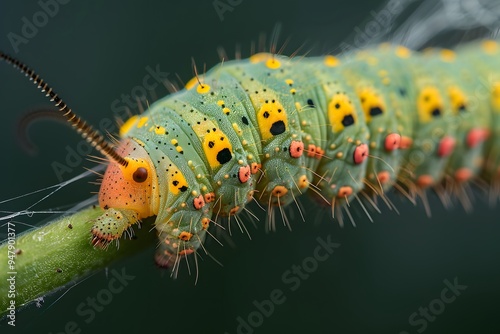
[492,82,500,111]
[378,70,388,77]
[171,139,178,145]
[257,99,288,141]
[417,86,444,123]
[249,52,271,63]
[336,152,343,159]
[154,126,166,135]
[285,79,294,85]
[440,49,456,62]
[324,55,340,67]
[366,57,378,66]
[448,86,467,113]
[265,58,281,69]
[290,88,296,94]
[295,102,302,111]
[223,107,230,115]
[382,77,390,85]
[232,123,242,135]
[357,87,385,123]
[217,100,225,106]
[197,84,211,94]
[327,93,357,132]
[168,164,188,195]
[395,46,411,58]
[119,115,138,137]
[298,175,309,189]
[176,146,183,153]
[482,40,499,54]
[185,77,198,90]
[137,116,149,128]
[202,130,233,168]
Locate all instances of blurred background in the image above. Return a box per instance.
[1,0,500,333]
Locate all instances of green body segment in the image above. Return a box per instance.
[94,40,500,265]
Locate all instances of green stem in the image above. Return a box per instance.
[0,206,155,317]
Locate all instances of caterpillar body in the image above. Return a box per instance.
[70,39,499,268]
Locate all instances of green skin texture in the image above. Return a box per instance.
[107,41,500,262]
[0,206,156,317]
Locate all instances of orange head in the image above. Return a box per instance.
[98,139,158,219]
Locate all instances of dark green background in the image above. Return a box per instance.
[1,0,500,333]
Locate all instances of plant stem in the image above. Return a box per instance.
[0,206,155,317]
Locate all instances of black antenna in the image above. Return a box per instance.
[1,51,128,167]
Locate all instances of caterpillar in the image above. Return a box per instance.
[2,37,500,272]
[2,1,500,329]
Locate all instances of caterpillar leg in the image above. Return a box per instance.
[91,208,140,248]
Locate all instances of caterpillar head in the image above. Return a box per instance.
[98,139,158,219]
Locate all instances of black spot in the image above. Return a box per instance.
[399,88,407,96]
[335,103,341,109]
[342,114,355,127]
[217,148,232,164]
[180,186,188,192]
[270,121,286,135]
[458,104,466,112]
[369,106,383,116]
[431,108,441,117]
[263,111,270,118]
[242,116,249,125]
[307,99,315,107]
[173,180,179,186]
[208,141,215,148]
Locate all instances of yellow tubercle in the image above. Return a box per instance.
[395,46,411,58]
[197,84,211,94]
[154,126,166,135]
[324,55,340,67]
[265,58,281,69]
[482,40,499,54]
